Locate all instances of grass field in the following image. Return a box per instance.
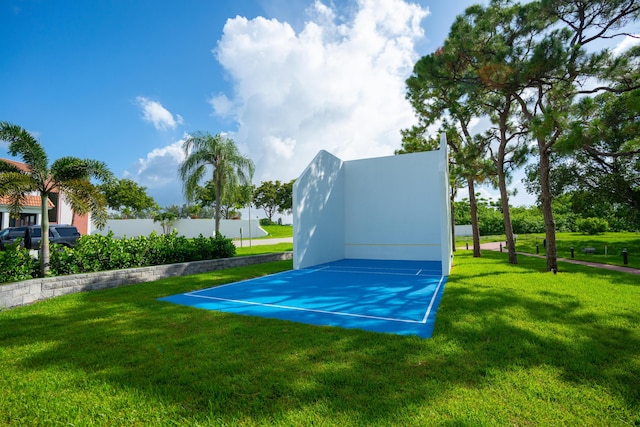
[1,250,638,426]
[455,232,640,269]
[259,224,293,238]
[514,232,640,269]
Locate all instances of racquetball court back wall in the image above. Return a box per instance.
[293,134,452,275]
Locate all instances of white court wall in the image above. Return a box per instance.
[293,150,345,269]
[294,136,452,274]
[93,218,267,239]
[344,151,442,261]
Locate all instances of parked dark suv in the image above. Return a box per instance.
[0,225,81,250]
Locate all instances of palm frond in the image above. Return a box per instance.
[0,122,49,176]
[60,179,109,229]
[0,160,24,174]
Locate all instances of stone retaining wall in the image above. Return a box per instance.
[0,252,293,310]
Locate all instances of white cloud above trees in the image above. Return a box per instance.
[136,97,184,130]
[129,0,430,205]
[212,0,429,182]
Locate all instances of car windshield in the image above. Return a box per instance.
[0,229,9,238]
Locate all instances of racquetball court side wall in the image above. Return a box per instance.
[293,134,452,274]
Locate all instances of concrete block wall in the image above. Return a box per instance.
[0,252,293,310]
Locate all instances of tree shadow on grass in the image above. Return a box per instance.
[0,256,639,425]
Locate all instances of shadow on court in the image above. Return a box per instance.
[160,258,448,338]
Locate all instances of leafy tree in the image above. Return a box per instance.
[178,132,254,233]
[419,0,638,270]
[195,180,254,219]
[99,178,157,218]
[511,0,639,270]
[253,180,281,224]
[0,122,112,276]
[162,203,215,219]
[153,211,177,235]
[276,180,295,216]
[407,10,527,263]
[576,217,610,235]
[559,89,640,229]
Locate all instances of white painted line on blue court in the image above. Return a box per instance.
[314,268,437,277]
[421,276,446,324]
[185,293,430,324]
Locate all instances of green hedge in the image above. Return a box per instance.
[0,242,39,283]
[0,232,236,283]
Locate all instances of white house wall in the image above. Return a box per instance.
[57,198,75,225]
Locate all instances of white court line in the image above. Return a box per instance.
[313,267,442,277]
[421,276,446,323]
[185,264,447,325]
[184,293,429,324]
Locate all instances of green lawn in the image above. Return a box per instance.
[235,242,293,256]
[0,251,638,426]
[259,224,293,238]
[514,232,640,269]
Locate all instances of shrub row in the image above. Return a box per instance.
[0,244,39,284]
[0,232,236,283]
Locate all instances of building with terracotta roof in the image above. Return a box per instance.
[0,158,91,235]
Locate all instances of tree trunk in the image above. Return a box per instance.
[215,175,222,235]
[40,193,50,277]
[450,186,456,253]
[497,103,517,264]
[539,146,558,272]
[467,178,481,257]
[496,166,517,264]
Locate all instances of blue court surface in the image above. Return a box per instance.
[159,259,448,338]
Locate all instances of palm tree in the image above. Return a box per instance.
[0,122,112,276]
[178,132,255,234]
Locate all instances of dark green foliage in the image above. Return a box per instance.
[99,178,157,218]
[47,232,236,277]
[0,242,39,282]
[576,217,610,235]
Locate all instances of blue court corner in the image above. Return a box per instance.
[159,259,448,338]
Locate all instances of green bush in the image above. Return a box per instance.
[576,217,610,235]
[0,242,38,283]
[48,231,236,276]
[259,218,272,226]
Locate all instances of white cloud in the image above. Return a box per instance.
[612,34,640,56]
[213,0,430,182]
[122,138,186,206]
[126,0,430,208]
[208,93,234,116]
[136,96,184,130]
[126,139,185,187]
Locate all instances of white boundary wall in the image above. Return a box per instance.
[93,219,267,239]
[293,134,452,275]
[455,225,473,237]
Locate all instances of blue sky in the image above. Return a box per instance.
[0,0,545,210]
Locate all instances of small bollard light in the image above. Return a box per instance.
[500,243,503,252]
[570,246,574,258]
[622,248,628,265]
[536,243,539,254]
[466,241,469,250]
